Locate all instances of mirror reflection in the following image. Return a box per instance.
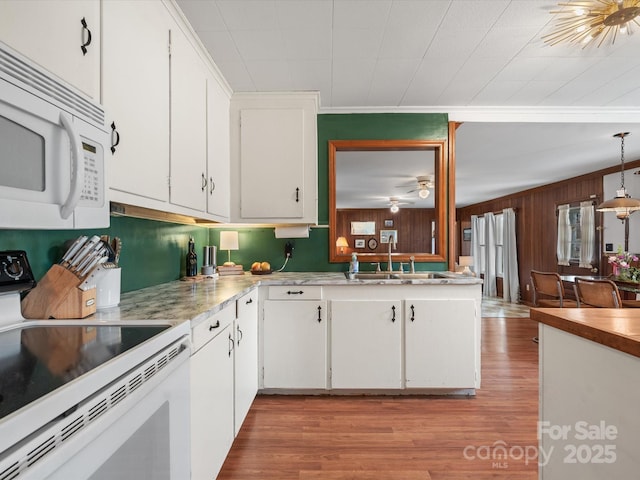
[329,139,447,264]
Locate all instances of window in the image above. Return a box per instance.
[568,207,581,263]
[475,213,504,277]
[557,202,595,267]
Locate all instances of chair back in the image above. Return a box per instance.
[574,278,622,308]
[530,270,564,306]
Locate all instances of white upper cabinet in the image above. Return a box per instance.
[102,1,231,221]
[0,0,100,99]
[169,26,207,212]
[206,73,231,221]
[102,0,171,204]
[230,93,318,224]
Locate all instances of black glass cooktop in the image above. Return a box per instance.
[0,324,169,421]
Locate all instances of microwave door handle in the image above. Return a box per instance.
[59,112,85,220]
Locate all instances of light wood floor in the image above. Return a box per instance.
[218,315,539,480]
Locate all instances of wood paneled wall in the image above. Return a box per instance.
[336,208,435,255]
[457,159,640,305]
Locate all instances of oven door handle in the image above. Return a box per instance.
[59,112,85,220]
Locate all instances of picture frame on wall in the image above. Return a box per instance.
[463,228,472,242]
[384,219,393,227]
[350,221,376,235]
[355,239,365,248]
[380,229,397,244]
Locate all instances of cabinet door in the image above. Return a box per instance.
[331,300,402,389]
[190,324,234,480]
[235,290,258,436]
[206,74,231,221]
[405,299,477,388]
[0,0,100,98]
[263,300,327,389]
[169,27,207,212]
[102,1,170,202]
[240,108,305,218]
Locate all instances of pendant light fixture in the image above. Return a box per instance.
[596,132,640,221]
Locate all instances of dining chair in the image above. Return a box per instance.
[573,278,621,308]
[530,270,577,308]
[574,277,640,308]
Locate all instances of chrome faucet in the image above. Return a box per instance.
[387,235,395,272]
[409,255,416,274]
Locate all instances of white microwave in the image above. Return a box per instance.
[0,41,109,229]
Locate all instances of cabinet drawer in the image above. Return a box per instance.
[268,286,322,300]
[192,305,235,353]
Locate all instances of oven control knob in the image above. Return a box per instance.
[4,258,24,279]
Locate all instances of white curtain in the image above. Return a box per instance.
[502,208,520,303]
[483,212,497,297]
[556,204,571,266]
[470,215,482,275]
[579,201,595,269]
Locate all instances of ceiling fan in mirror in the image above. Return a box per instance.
[388,196,414,213]
[396,175,434,199]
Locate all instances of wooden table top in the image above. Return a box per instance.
[531,308,640,358]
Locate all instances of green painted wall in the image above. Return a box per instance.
[0,113,448,292]
[0,216,209,293]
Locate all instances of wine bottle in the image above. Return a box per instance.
[186,237,197,277]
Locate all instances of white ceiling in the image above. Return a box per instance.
[176,0,640,206]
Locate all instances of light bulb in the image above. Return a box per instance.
[576,25,586,33]
[620,24,628,35]
[575,8,587,16]
[418,188,430,199]
[390,204,399,213]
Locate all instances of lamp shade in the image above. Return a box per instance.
[219,231,239,251]
[459,256,473,267]
[336,237,348,248]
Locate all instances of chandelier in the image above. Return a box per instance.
[596,132,640,221]
[543,1,640,47]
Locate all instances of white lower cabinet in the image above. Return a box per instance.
[234,290,258,436]
[263,298,328,389]
[330,300,402,389]
[405,299,477,388]
[190,306,235,480]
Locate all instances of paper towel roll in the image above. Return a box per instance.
[274,225,310,238]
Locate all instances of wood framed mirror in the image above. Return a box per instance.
[329,139,447,264]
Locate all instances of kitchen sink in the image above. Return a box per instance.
[345,271,450,280]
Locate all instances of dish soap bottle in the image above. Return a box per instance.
[350,252,359,273]
[186,237,197,277]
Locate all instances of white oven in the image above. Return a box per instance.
[0,315,191,480]
[0,40,109,229]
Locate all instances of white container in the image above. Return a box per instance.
[94,267,121,309]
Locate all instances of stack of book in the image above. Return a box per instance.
[217,264,244,276]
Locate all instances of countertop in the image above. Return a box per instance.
[94,271,482,328]
[531,307,640,358]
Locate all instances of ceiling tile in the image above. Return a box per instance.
[425,29,490,58]
[332,58,376,106]
[507,80,566,104]
[333,28,386,60]
[214,61,255,91]
[231,30,286,61]
[282,29,332,60]
[368,59,420,106]
[244,60,293,90]
[217,0,279,30]
[438,0,510,32]
[275,0,333,29]
[332,0,392,30]
[176,0,226,31]
[197,30,242,63]
[385,0,450,30]
[288,59,332,95]
[378,28,435,60]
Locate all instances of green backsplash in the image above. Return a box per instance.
[0,216,209,293]
[0,113,448,292]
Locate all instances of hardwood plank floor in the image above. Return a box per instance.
[218,315,539,480]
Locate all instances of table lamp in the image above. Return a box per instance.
[219,231,239,266]
[336,236,348,254]
[459,256,473,275]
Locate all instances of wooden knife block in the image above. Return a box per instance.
[21,265,96,319]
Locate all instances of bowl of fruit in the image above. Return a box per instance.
[250,261,272,275]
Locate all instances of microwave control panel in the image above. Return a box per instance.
[79,140,104,206]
